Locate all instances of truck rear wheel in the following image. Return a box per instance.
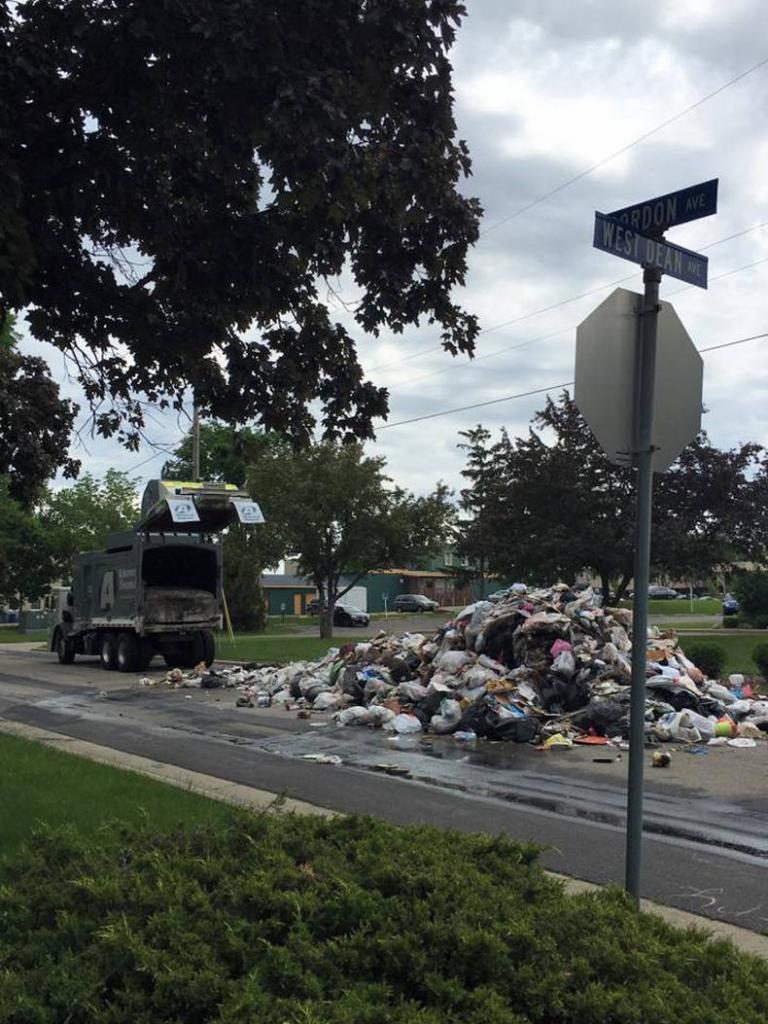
[198,629,215,667]
[116,632,139,672]
[100,633,117,670]
[55,629,75,665]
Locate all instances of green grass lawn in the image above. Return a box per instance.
[0,733,240,863]
[622,597,721,615]
[218,633,361,663]
[654,618,721,631]
[0,628,48,644]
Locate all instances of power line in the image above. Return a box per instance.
[366,219,768,375]
[699,330,768,354]
[376,330,768,431]
[377,383,573,430]
[480,55,768,236]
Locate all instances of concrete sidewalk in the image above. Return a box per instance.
[2,716,767,961]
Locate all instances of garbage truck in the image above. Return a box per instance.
[50,480,264,672]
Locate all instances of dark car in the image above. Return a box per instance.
[647,586,680,600]
[392,594,439,612]
[333,604,370,627]
[307,599,369,626]
[723,594,739,616]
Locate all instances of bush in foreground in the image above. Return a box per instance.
[1,815,767,1023]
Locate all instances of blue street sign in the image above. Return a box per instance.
[608,179,718,236]
[593,212,708,289]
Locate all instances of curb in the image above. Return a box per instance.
[1,716,767,960]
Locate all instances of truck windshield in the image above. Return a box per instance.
[142,546,217,594]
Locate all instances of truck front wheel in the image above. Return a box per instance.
[100,633,117,670]
[55,629,75,665]
[116,632,139,672]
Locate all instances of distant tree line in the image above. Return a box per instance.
[455,392,767,603]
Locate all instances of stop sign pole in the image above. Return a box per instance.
[587,179,716,905]
[625,263,660,903]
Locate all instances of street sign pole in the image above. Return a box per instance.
[625,264,661,905]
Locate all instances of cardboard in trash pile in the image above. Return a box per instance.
[159,585,768,752]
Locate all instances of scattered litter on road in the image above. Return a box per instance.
[302,754,342,765]
[156,584,766,757]
[652,751,672,768]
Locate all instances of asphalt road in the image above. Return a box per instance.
[2,645,767,933]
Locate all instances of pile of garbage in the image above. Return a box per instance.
[159,585,768,747]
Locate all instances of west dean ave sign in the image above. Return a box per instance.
[593,178,718,289]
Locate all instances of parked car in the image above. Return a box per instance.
[333,604,370,627]
[647,586,680,600]
[307,599,369,626]
[723,594,739,616]
[392,594,439,612]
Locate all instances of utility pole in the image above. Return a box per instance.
[192,398,201,482]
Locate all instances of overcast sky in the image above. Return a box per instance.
[21,0,768,499]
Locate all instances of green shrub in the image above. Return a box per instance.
[1,816,767,1024]
[753,642,768,678]
[684,641,727,679]
[722,615,740,629]
[734,569,768,622]
[751,613,768,630]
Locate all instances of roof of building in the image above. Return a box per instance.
[260,574,316,589]
[368,568,455,579]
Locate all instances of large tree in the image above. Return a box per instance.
[1,0,480,448]
[248,441,453,636]
[457,393,762,603]
[0,477,57,608]
[40,470,140,575]
[0,315,79,507]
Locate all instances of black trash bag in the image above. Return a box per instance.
[645,677,705,713]
[483,617,523,666]
[388,654,421,684]
[457,695,540,742]
[491,715,541,743]
[536,673,590,713]
[697,696,726,718]
[419,689,451,721]
[340,665,365,703]
[201,673,222,689]
[571,698,624,736]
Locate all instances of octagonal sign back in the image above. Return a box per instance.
[574,287,703,473]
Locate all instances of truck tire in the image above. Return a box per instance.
[55,628,75,665]
[100,633,117,670]
[198,629,215,667]
[116,632,139,673]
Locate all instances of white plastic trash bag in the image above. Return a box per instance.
[368,705,397,727]
[384,713,422,734]
[336,706,371,727]
[430,698,461,734]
